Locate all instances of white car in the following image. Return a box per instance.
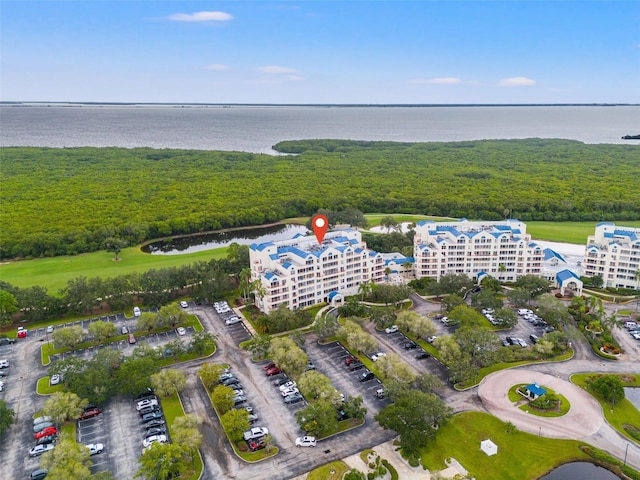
[0,359,9,368]
[133,307,141,317]
[176,327,186,336]
[295,436,317,447]
[243,427,269,441]
[384,325,398,334]
[179,301,189,308]
[280,387,299,397]
[143,435,167,448]
[225,316,242,326]
[427,336,438,343]
[371,352,386,362]
[29,444,55,457]
[46,325,54,334]
[50,374,61,385]
[86,443,104,455]
[232,389,245,397]
[136,398,159,411]
[278,381,297,391]
[0,381,4,391]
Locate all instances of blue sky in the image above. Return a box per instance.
[1,1,639,103]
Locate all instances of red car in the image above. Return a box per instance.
[345,356,357,366]
[248,439,266,451]
[265,367,282,376]
[79,408,101,420]
[34,426,58,439]
[262,362,276,371]
[17,327,27,338]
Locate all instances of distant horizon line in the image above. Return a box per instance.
[2,101,639,107]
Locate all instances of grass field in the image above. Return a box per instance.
[420,411,595,480]
[306,460,350,480]
[3,217,640,293]
[571,373,640,443]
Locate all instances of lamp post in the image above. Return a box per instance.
[624,443,629,468]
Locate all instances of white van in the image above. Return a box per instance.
[133,307,141,317]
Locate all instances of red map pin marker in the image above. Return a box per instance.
[311,214,329,244]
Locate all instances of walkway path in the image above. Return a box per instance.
[479,369,640,471]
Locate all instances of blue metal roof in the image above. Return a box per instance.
[279,246,311,260]
[250,241,275,252]
[269,254,279,260]
[328,291,342,300]
[525,384,547,397]
[264,272,278,281]
[556,269,580,283]
[282,262,292,269]
[543,248,566,263]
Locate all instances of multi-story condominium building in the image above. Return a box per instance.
[584,223,640,289]
[250,230,385,313]
[413,219,544,282]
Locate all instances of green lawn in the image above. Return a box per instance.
[420,411,595,480]
[527,220,640,244]
[306,460,351,480]
[36,376,63,395]
[364,213,456,227]
[571,373,640,443]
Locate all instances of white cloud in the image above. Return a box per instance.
[286,75,304,81]
[167,11,233,22]
[205,64,231,71]
[499,77,536,87]
[408,77,462,85]
[257,65,298,74]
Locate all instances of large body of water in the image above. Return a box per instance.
[539,462,621,480]
[1,104,639,153]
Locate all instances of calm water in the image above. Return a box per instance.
[539,462,621,480]
[142,224,309,255]
[1,105,639,153]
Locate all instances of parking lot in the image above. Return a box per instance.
[77,411,110,475]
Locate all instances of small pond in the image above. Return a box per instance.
[539,462,621,480]
[142,224,309,255]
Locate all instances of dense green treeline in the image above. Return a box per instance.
[1,139,639,259]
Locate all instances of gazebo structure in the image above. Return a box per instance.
[328,291,344,307]
[480,439,498,456]
[555,269,583,296]
[523,383,547,400]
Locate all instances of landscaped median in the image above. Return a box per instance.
[508,384,570,417]
[571,372,640,444]
[197,363,278,462]
[36,376,64,395]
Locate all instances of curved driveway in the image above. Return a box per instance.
[479,369,640,471]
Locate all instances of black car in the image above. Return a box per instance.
[225,381,243,390]
[145,426,167,437]
[359,370,375,382]
[283,393,304,404]
[0,337,15,346]
[415,351,430,359]
[349,362,365,371]
[272,376,291,386]
[404,341,418,350]
[505,336,517,345]
[220,376,240,386]
[336,409,350,421]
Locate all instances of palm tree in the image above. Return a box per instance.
[384,266,392,284]
[252,280,266,308]
[358,281,372,301]
[238,268,252,302]
[498,264,506,282]
[602,311,622,331]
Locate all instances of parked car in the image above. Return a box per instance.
[278,381,297,391]
[86,443,104,455]
[427,336,438,343]
[385,325,398,334]
[516,338,528,348]
[145,427,167,436]
[33,416,52,426]
[138,405,160,416]
[349,361,365,371]
[143,435,167,448]
[0,337,15,346]
[35,435,57,446]
[80,407,101,420]
[180,301,189,308]
[143,419,166,429]
[415,351,430,360]
[17,327,27,338]
[141,412,164,423]
[232,389,245,397]
[243,427,269,441]
[295,436,317,447]
[248,438,266,451]
[35,427,58,439]
[306,362,316,371]
[176,327,186,336]
[359,370,375,382]
[219,373,235,382]
[50,374,61,386]
[29,469,48,480]
[371,352,386,362]
[133,307,141,317]
[33,422,55,433]
[225,381,243,390]
[280,387,299,397]
[284,393,304,404]
[272,376,291,386]
[404,341,418,350]
[0,359,9,368]
[247,413,259,424]
[29,444,55,457]
[263,362,276,371]
[225,316,242,326]
[233,395,247,405]
[344,356,358,366]
[121,326,129,334]
[375,388,385,399]
[137,398,159,411]
[265,366,282,376]
[529,334,539,344]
